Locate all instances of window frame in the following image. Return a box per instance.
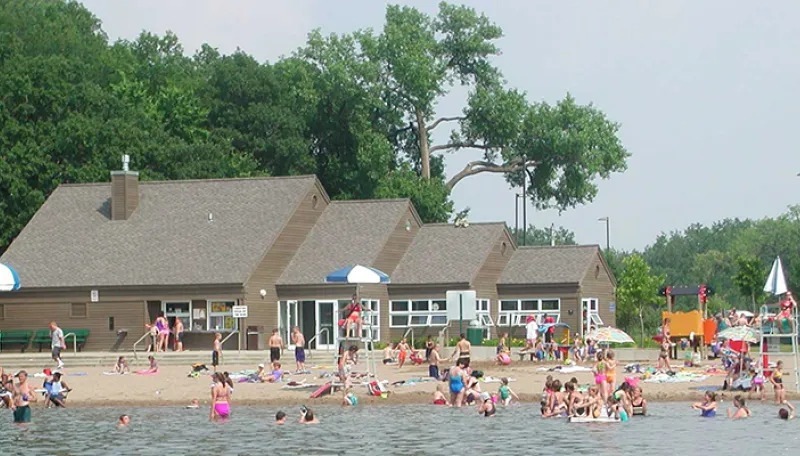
[360,298,380,341]
[69,303,88,319]
[496,298,561,327]
[162,300,192,332]
[389,299,448,328]
[207,300,238,332]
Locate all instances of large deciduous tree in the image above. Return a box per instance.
[732,256,767,312]
[616,254,665,346]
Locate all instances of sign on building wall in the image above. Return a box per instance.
[90,289,99,302]
[609,302,616,313]
[232,305,249,318]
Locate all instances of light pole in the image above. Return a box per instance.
[514,194,523,245]
[598,217,610,251]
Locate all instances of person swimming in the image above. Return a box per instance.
[117,414,130,428]
[692,391,717,417]
[478,392,496,417]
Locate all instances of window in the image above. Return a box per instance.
[164,301,190,331]
[162,300,238,332]
[70,303,87,318]
[497,299,561,326]
[360,299,380,341]
[582,298,604,335]
[0,303,4,320]
[208,300,236,331]
[476,299,493,327]
[389,299,448,328]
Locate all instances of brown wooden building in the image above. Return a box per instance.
[0,168,616,351]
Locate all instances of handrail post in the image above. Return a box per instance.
[64,332,77,354]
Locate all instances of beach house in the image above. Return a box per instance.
[0,164,616,351]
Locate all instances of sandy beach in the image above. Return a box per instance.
[4,356,794,408]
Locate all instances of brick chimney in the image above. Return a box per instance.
[110,154,139,221]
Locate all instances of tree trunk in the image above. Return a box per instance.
[416,110,430,179]
[751,292,756,314]
[639,307,645,348]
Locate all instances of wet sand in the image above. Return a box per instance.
[6,358,796,408]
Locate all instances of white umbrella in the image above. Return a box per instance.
[764,257,788,296]
[0,263,20,291]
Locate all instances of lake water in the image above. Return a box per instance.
[1,402,798,455]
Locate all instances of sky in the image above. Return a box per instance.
[80,0,800,251]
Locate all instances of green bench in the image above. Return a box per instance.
[33,328,91,352]
[0,330,33,352]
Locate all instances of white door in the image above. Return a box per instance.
[316,300,338,349]
[582,298,603,336]
[285,300,298,348]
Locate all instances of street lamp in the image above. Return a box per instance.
[598,217,610,251]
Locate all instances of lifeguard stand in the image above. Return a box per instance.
[758,301,800,392]
[660,284,715,359]
[336,300,378,380]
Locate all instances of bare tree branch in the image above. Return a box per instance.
[428,116,465,131]
[430,141,493,154]
[446,158,539,190]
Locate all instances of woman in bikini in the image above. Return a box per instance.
[727,394,751,419]
[154,312,170,352]
[631,386,647,415]
[771,360,786,404]
[210,372,232,420]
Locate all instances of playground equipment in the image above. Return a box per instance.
[659,285,716,359]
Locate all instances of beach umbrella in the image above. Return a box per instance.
[585,326,634,344]
[764,257,788,296]
[324,265,390,284]
[717,325,760,344]
[0,263,20,291]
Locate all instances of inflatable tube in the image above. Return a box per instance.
[568,416,620,423]
[309,382,332,399]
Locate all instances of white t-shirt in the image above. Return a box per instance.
[525,320,539,340]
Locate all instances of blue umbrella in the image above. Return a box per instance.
[538,322,570,333]
[0,263,20,291]
[325,265,390,284]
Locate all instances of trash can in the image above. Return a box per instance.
[466,327,483,346]
[247,326,265,350]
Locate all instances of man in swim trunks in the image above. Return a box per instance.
[451,334,471,368]
[212,333,222,372]
[12,370,36,423]
[49,321,66,369]
[268,329,283,363]
[291,326,306,373]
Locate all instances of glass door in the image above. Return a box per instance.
[316,300,338,349]
[282,300,299,348]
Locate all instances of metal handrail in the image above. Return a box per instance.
[221,330,240,354]
[402,327,414,351]
[132,331,152,360]
[438,326,449,347]
[307,328,330,350]
[64,332,78,354]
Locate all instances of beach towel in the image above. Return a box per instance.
[643,372,708,384]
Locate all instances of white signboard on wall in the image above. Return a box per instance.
[90,289,99,302]
[446,290,477,321]
[232,305,249,318]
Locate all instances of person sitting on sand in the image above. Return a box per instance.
[113,356,130,374]
[432,384,449,406]
[692,391,718,417]
[265,362,283,383]
[136,356,158,375]
[498,377,519,406]
[631,386,647,415]
[117,414,130,428]
[300,406,319,424]
[275,410,286,425]
[495,346,511,366]
[727,394,750,419]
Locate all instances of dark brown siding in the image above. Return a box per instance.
[372,205,420,275]
[0,286,243,351]
[111,172,139,220]
[0,301,146,351]
[472,232,514,338]
[578,252,617,328]
[243,184,327,336]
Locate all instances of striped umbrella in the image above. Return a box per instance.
[0,263,20,291]
[585,326,634,344]
[717,325,760,344]
[324,265,390,284]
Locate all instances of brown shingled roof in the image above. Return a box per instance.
[0,176,319,288]
[498,245,601,285]
[277,199,413,285]
[391,223,506,285]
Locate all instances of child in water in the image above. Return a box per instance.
[432,384,449,406]
[498,377,519,406]
[692,391,718,417]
